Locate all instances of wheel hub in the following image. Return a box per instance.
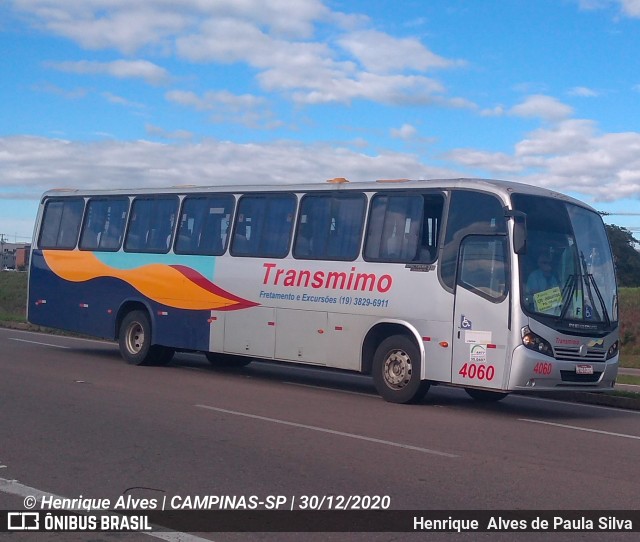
[383,349,412,389]
[126,323,144,354]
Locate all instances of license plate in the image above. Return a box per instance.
[576,364,594,375]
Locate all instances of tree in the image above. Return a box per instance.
[605,224,640,287]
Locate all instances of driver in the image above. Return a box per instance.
[526,251,559,294]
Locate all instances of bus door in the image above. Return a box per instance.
[451,235,511,389]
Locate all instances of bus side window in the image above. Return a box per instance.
[175,195,234,255]
[364,192,443,263]
[124,197,178,253]
[79,198,129,251]
[441,190,506,290]
[80,208,102,250]
[39,199,85,249]
[421,197,443,261]
[326,195,365,260]
[293,193,365,261]
[231,194,296,258]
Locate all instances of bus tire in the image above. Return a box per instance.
[372,335,429,404]
[119,310,155,366]
[205,352,251,367]
[150,346,175,366]
[465,388,508,402]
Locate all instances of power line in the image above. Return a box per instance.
[599,211,640,216]
[0,233,31,242]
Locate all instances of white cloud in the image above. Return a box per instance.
[568,86,599,97]
[337,30,462,74]
[2,113,640,213]
[13,0,330,53]
[510,95,574,121]
[479,105,505,117]
[577,0,611,9]
[288,72,448,106]
[165,90,280,129]
[49,60,170,85]
[16,0,466,108]
[0,135,457,198]
[390,124,417,140]
[446,117,640,201]
[101,92,145,109]
[175,19,468,106]
[620,0,640,16]
[175,18,309,64]
[145,124,193,140]
[164,90,205,110]
[31,82,89,100]
[515,120,596,156]
[166,90,266,111]
[444,149,523,174]
[22,3,190,54]
[577,0,640,17]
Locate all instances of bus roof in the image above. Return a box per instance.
[40,178,594,211]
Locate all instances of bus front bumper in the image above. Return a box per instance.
[507,345,619,392]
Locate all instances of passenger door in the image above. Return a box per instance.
[451,236,511,389]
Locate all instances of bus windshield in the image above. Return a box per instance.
[512,194,618,331]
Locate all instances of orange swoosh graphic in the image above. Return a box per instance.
[43,251,258,311]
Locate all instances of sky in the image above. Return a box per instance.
[1,0,640,244]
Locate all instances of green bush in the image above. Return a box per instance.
[0,271,28,322]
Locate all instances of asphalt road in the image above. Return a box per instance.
[1,327,639,542]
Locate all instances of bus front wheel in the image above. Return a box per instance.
[119,310,173,366]
[372,335,429,404]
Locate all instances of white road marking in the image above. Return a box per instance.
[196,404,458,458]
[8,338,70,349]
[519,419,640,440]
[0,478,214,542]
[0,327,110,345]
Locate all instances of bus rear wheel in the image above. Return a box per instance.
[119,310,173,366]
[372,335,429,404]
[464,388,508,402]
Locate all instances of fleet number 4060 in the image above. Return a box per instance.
[533,362,553,375]
[458,363,495,381]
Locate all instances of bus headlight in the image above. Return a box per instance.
[521,326,554,358]
[606,340,619,360]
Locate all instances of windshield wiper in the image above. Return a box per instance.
[579,251,610,326]
[559,274,577,320]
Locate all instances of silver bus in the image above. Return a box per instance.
[28,178,619,403]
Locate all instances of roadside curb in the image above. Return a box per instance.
[0,321,40,332]
[528,390,640,411]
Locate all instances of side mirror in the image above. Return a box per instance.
[505,209,527,255]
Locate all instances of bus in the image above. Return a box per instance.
[27,178,619,403]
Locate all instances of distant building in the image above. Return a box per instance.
[15,245,31,270]
[1,242,31,270]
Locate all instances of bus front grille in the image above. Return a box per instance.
[554,347,607,362]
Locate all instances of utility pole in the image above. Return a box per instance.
[0,233,6,269]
